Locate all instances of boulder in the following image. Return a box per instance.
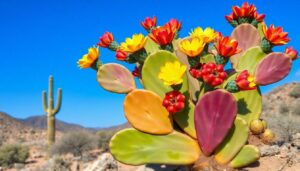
[83,153,118,171]
[260,145,280,157]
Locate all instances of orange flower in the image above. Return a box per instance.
[167,18,182,32]
[149,24,176,46]
[115,49,128,61]
[97,32,114,48]
[232,2,256,18]
[235,70,257,90]
[285,47,298,60]
[214,36,241,57]
[141,16,157,30]
[262,24,290,45]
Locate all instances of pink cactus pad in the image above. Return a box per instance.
[254,53,292,85]
[194,89,237,156]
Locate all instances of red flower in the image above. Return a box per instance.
[235,70,256,90]
[190,63,227,86]
[285,46,298,60]
[97,32,114,48]
[215,36,241,57]
[141,16,157,30]
[232,2,256,18]
[225,13,234,22]
[132,66,140,77]
[225,3,265,24]
[149,24,176,46]
[115,49,128,61]
[162,91,185,114]
[254,11,265,22]
[167,18,182,32]
[262,24,290,45]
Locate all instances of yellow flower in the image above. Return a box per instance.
[190,27,217,43]
[77,47,99,68]
[158,61,187,86]
[120,34,147,53]
[179,38,206,57]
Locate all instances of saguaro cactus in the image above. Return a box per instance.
[42,75,62,145]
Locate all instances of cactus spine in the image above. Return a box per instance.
[42,75,62,146]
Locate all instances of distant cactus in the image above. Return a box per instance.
[42,75,62,146]
[78,2,297,169]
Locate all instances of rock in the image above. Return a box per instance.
[279,145,290,158]
[292,133,300,148]
[14,163,25,170]
[83,153,118,171]
[260,145,280,157]
[136,164,189,171]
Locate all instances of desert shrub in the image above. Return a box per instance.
[289,84,300,98]
[279,103,289,114]
[265,115,300,143]
[50,156,71,171]
[0,144,29,167]
[291,103,300,116]
[51,131,97,157]
[97,130,115,151]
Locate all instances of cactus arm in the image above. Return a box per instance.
[53,88,62,114]
[42,91,48,113]
[48,75,54,110]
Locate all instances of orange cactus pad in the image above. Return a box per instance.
[124,89,173,135]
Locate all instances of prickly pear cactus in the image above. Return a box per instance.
[77,2,297,170]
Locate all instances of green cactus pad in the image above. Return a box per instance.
[142,50,189,98]
[175,44,201,102]
[236,47,266,74]
[229,145,260,168]
[97,63,136,93]
[173,100,197,139]
[257,23,265,38]
[200,54,216,63]
[110,128,201,165]
[215,117,249,165]
[230,24,261,69]
[224,74,262,124]
[124,89,173,135]
[144,37,160,55]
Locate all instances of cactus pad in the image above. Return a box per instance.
[173,100,197,138]
[97,63,136,93]
[214,117,249,164]
[144,38,160,55]
[236,47,266,74]
[231,24,261,68]
[194,89,237,156]
[254,53,292,85]
[229,145,260,168]
[110,128,201,165]
[124,89,173,135]
[142,50,189,98]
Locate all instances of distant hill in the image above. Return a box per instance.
[20,115,99,133]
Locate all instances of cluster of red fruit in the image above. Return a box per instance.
[162,91,185,114]
[189,62,228,86]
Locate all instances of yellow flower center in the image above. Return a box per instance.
[158,61,187,86]
[247,75,256,88]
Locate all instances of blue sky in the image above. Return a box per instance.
[0,0,299,128]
